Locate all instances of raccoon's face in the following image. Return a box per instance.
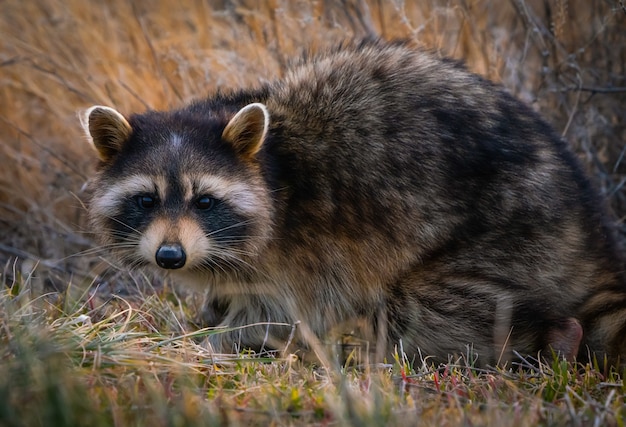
[80,103,273,277]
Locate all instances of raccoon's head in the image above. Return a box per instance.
[80,102,273,279]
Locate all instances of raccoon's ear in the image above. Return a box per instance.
[80,105,132,163]
[222,103,269,159]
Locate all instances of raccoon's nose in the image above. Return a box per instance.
[155,244,187,269]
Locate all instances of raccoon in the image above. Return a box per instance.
[80,39,626,368]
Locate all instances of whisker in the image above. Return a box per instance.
[104,215,144,235]
[205,219,255,237]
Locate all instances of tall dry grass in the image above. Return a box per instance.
[0,0,625,287]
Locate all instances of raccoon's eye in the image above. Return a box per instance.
[136,195,157,209]
[194,195,215,210]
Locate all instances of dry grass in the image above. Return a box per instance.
[1,0,625,284]
[2,280,624,426]
[1,0,625,425]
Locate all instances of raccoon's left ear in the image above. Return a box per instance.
[222,103,269,159]
[79,105,132,163]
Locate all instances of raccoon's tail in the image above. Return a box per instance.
[577,282,626,369]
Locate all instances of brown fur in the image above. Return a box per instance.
[81,39,626,368]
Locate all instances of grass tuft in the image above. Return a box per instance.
[0,279,624,426]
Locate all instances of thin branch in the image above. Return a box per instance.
[0,243,60,271]
[553,85,626,95]
[119,80,150,110]
[577,86,626,94]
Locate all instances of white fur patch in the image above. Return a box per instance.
[181,174,263,216]
[169,133,183,150]
[78,107,95,143]
[91,175,168,218]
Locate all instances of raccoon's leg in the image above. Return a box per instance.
[205,294,296,355]
[384,269,583,367]
[544,317,583,361]
[384,275,504,367]
[577,288,626,368]
[199,296,230,327]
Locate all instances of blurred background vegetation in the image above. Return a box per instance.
[1,0,625,291]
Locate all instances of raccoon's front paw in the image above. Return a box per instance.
[199,298,230,328]
[201,321,295,356]
[200,328,240,355]
[199,326,266,355]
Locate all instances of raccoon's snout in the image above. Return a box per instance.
[155,244,187,269]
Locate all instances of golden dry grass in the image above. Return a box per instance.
[0,0,624,276]
[1,0,625,284]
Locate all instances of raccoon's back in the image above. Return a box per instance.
[262,41,611,263]
[260,41,626,354]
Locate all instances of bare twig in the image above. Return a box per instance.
[553,85,626,95]
[119,80,151,110]
[0,243,61,271]
[577,86,626,94]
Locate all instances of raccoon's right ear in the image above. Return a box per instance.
[79,105,132,163]
[222,103,269,159]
